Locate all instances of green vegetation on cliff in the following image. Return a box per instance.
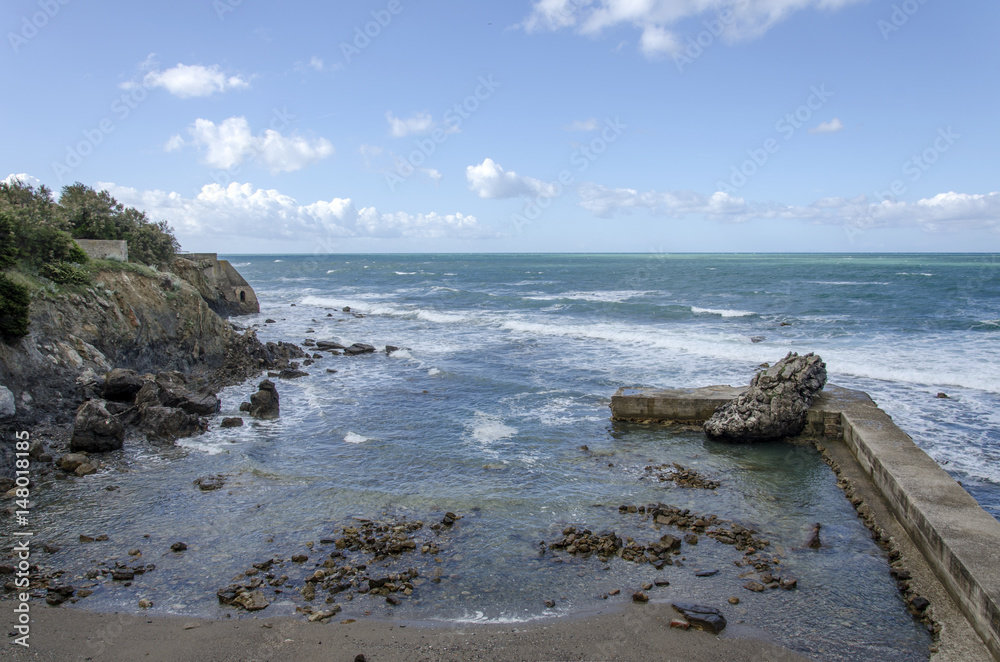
[0,179,181,342]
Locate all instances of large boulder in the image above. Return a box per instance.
[71,400,125,452]
[249,379,279,420]
[102,368,145,402]
[704,352,827,443]
[135,374,220,416]
[140,406,206,442]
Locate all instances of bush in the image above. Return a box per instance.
[0,212,17,269]
[0,273,31,341]
[40,261,91,286]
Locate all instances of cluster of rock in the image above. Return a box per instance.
[216,513,459,619]
[546,502,795,596]
[27,544,158,607]
[704,352,827,442]
[643,462,720,489]
[305,339,399,356]
[69,369,219,452]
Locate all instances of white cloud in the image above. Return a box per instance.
[139,63,249,98]
[95,181,496,243]
[386,111,435,138]
[3,173,42,188]
[639,24,682,57]
[309,56,325,71]
[173,117,334,173]
[809,118,844,134]
[565,118,600,131]
[578,183,746,218]
[521,0,867,57]
[164,134,185,152]
[466,158,559,199]
[576,183,1000,231]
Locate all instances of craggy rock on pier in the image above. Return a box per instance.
[704,352,826,442]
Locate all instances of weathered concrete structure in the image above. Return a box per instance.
[611,384,1000,660]
[75,239,128,262]
[172,253,259,317]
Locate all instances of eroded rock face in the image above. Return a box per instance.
[71,400,124,452]
[704,352,826,443]
[249,379,279,419]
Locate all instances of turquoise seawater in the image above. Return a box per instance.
[25,253,1000,661]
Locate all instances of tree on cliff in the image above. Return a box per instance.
[0,180,85,269]
[60,183,180,266]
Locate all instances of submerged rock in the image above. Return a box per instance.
[194,475,226,491]
[344,343,376,355]
[704,352,826,442]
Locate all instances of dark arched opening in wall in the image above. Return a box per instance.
[240,291,246,302]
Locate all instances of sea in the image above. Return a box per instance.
[26,253,1000,661]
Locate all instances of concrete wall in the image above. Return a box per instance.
[610,384,1000,659]
[76,239,128,262]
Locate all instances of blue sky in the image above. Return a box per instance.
[3,0,998,253]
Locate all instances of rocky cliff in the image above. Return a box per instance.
[0,265,293,474]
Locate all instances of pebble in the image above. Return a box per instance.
[138,598,153,609]
[632,591,649,603]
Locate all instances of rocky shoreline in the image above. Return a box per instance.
[0,263,956,660]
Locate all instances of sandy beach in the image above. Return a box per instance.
[7,601,808,662]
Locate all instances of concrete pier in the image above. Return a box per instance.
[611,384,1000,660]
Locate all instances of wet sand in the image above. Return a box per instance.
[7,602,808,661]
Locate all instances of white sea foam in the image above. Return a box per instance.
[428,367,441,376]
[230,262,251,267]
[808,280,890,286]
[395,271,417,275]
[274,259,283,262]
[175,438,228,455]
[344,432,369,444]
[524,290,648,303]
[469,412,517,444]
[690,306,756,318]
[444,610,555,624]
[896,272,934,276]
